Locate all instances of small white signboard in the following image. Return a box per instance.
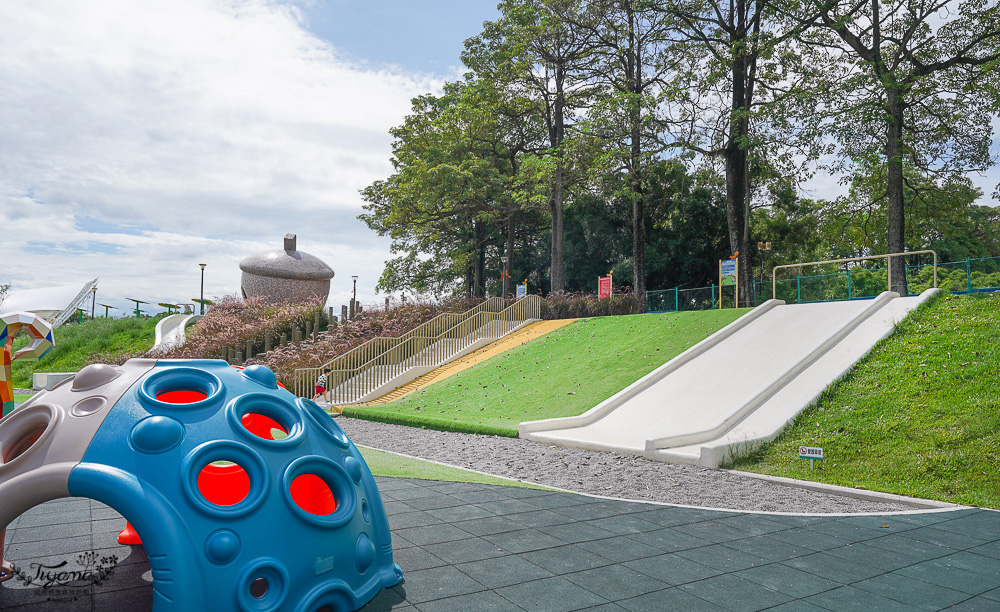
[799,446,823,460]
[799,446,823,470]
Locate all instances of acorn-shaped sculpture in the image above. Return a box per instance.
[240,234,335,304]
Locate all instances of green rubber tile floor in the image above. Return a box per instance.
[1,479,998,611]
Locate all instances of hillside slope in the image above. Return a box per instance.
[345,309,750,436]
[734,292,1000,508]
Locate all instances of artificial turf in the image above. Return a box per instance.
[356,446,550,489]
[734,292,1000,508]
[344,309,750,436]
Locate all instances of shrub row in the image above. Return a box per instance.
[537,290,641,320]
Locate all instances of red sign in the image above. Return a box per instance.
[598,276,612,299]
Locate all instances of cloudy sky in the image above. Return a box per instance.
[0,0,499,314]
[1,0,996,317]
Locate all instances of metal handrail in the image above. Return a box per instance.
[772,250,938,300]
[293,295,540,401]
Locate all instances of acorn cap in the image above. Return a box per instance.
[239,234,335,281]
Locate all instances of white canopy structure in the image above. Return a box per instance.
[0,279,99,328]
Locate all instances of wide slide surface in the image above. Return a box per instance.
[521,290,937,467]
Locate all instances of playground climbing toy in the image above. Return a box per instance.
[0,312,54,418]
[0,359,401,611]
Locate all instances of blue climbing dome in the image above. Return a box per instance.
[0,359,401,612]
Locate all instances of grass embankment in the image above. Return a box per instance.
[734,292,1000,508]
[8,316,160,388]
[345,309,750,436]
[358,446,550,489]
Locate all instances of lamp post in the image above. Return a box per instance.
[351,275,358,319]
[757,241,772,283]
[91,287,97,319]
[199,263,207,314]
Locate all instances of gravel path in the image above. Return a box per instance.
[338,417,916,514]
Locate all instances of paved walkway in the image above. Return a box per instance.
[1,479,998,611]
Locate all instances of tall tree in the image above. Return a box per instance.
[573,0,678,311]
[660,0,831,305]
[360,79,544,298]
[464,0,595,293]
[805,0,1000,293]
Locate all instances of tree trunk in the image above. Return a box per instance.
[473,221,485,298]
[726,55,751,307]
[885,89,908,295]
[627,4,646,313]
[631,127,646,312]
[549,177,565,294]
[549,63,567,294]
[503,213,515,298]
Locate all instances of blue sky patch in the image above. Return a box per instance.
[27,240,125,256]
[75,216,157,236]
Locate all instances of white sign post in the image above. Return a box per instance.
[799,446,824,470]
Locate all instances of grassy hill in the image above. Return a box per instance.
[8,316,160,388]
[734,292,1000,508]
[345,309,751,436]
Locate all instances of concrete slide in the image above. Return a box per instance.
[153,314,203,352]
[520,289,938,467]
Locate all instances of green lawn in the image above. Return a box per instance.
[734,292,1000,508]
[357,445,550,489]
[8,316,160,388]
[345,309,750,436]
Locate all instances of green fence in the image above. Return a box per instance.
[907,256,1000,295]
[648,255,1000,313]
[646,284,738,313]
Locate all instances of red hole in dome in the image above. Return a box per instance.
[198,463,250,506]
[290,474,337,515]
[157,390,208,404]
[241,413,287,441]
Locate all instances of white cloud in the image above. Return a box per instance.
[0,0,442,312]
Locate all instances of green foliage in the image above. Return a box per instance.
[345,308,749,436]
[529,162,730,293]
[360,0,999,306]
[734,292,1000,508]
[359,77,544,298]
[9,316,160,388]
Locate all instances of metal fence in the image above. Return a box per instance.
[648,254,1000,313]
[293,295,541,402]
[907,256,1000,295]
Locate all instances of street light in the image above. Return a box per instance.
[350,275,358,319]
[91,286,97,319]
[199,263,207,314]
[757,241,772,283]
